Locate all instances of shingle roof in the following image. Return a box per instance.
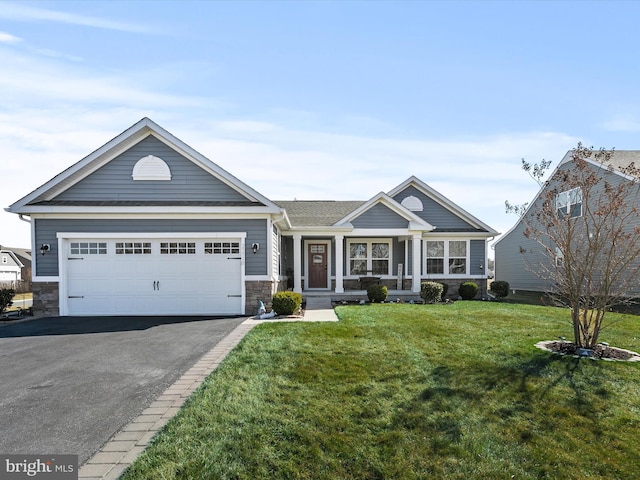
[605,150,640,173]
[274,200,365,227]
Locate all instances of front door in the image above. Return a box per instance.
[308,243,328,288]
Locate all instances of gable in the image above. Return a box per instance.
[393,186,479,231]
[350,203,409,228]
[38,136,253,205]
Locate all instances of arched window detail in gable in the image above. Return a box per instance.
[132,155,172,181]
[401,195,423,212]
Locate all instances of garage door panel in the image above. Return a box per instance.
[65,238,244,316]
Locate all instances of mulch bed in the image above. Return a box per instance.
[537,340,640,361]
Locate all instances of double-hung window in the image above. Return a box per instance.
[425,240,468,275]
[556,188,582,218]
[348,239,391,276]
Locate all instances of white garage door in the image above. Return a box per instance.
[63,237,244,316]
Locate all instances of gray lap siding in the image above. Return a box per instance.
[34,218,268,277]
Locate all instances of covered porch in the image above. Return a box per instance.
[285,232,425,295]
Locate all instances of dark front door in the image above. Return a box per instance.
[308,243,328,288]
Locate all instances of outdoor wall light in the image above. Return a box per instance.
[252,243,260,254]
[40,243,50,256]
[479,263,484,270]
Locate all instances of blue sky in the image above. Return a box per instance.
[2,0,640,251]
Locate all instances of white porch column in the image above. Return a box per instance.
[334,234,344,293]
[293,235,302,293]
[412,234,422,293]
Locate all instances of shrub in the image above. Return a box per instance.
[439,282,449,300]
[367,284,388,303]
[420,282,443,304]
[271,291,302,315]
[458,282,478,300]
[489,280,510,300]
[0,288,15,316]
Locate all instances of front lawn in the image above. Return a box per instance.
[123,303,640,479]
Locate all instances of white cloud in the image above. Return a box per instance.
[0,31,22,43]
[0,2,152,33]
[0,49,212,109]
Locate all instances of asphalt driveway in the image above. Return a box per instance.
[0,315,246,464]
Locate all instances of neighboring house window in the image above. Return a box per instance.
[348,240,391,275]
[556,188,582,218]
[555,247,564,267]
[116,242,151,255]
[71,242,107,255]
[425,240,468,275]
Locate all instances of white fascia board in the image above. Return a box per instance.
[408,221,434,231]
[272,209,292,230]
[57,232,247,239]
[20,205,281,215]
[30,213,275,222]
[425,231,496,239]
[349,228,418,237]
[388,176,498,234]
[280,226,353,236]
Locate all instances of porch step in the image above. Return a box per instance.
[304,296,333,310]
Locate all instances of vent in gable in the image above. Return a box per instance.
[132,155,172,181]
[401,195,423,212]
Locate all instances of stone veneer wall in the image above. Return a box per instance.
[32,282,60,317]
[245,279,287,315]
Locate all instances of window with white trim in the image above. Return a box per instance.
[71,242,108,255]
[556,187,582,218]
[555,247,564,267]
[425,240,468,275]
[347,239,391,276]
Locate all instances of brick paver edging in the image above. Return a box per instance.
[78,321,257,480]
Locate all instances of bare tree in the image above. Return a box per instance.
[506,143,640,350]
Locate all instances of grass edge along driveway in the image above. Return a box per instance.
[123,303,640,480]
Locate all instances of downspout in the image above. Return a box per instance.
[18,214,31,224]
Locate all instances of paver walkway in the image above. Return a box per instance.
[79,302,338,480]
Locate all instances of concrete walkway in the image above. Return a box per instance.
[79,302,338,480]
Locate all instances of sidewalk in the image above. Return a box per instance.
[79,301,338,479]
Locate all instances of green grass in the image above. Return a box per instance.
[122,303,640,480]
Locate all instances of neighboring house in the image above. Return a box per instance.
[0,249,24,285]
[494,150,640,293]
[6,118,498,317]
[0,246,32,284]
